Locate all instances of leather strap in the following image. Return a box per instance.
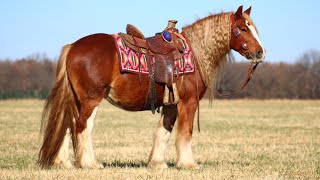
[211,62,259,97]
[230,13,249,51]
[145,48,157,114]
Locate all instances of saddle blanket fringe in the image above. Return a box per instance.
[113,34,195,75]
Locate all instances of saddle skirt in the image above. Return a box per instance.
[112,33,195,77]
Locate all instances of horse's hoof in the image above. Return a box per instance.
[176,162,200,170]
[75,160,104,169]
[148,161,168,170]
[53,160,74,169]
[94,162,105,169]
[90,161,105,169]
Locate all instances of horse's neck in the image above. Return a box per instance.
[183,13,232,88]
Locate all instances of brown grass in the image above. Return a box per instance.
[0,99,319,179]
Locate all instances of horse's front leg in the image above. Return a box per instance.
[148,104,177,169]
[176,98,199,169]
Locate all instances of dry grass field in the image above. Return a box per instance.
[0,99,319,179]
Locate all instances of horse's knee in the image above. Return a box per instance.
[162,104,177,132]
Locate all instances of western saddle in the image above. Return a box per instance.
[119,20,186,113]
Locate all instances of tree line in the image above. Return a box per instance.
[0,55,55,99]
[0,51,319,99]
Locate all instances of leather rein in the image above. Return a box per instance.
[212,62,258,97]
[210,13,259,97]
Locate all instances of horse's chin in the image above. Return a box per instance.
[241,51,264,63]
[252,58,264,63]
[246,57,264,63]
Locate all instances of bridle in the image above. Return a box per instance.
[211,13,259,97]
[231,13,249,52]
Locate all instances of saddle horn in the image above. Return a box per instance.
[167,20,178,28]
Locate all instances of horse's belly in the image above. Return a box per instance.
[106,88,146,111]
[105,77,165,111]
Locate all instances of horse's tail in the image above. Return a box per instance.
[38,44,78,169]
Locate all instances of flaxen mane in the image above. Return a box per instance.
[182,12,233,89]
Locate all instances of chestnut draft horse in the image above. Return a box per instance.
[39,6,265,169]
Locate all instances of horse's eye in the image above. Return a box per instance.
[240,27,247,32]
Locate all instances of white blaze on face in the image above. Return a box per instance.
[246,20,266,61]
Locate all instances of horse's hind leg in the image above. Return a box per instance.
[148,104,177,169]
[75,97,104,169]
[54,128,73,168]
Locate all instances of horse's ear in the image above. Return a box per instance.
[244,6,251,15]
[235,5,243,19]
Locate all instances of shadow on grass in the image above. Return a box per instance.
[102,160,176,168]
[102,160,146,168]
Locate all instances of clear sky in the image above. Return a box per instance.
[1,0,319,62]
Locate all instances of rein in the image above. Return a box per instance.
[211,62,258,97]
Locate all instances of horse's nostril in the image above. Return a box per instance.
[256,51,263,59]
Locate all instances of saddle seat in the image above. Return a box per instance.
[122,24,183,55]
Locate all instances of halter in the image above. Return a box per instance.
[230,13,248,51]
